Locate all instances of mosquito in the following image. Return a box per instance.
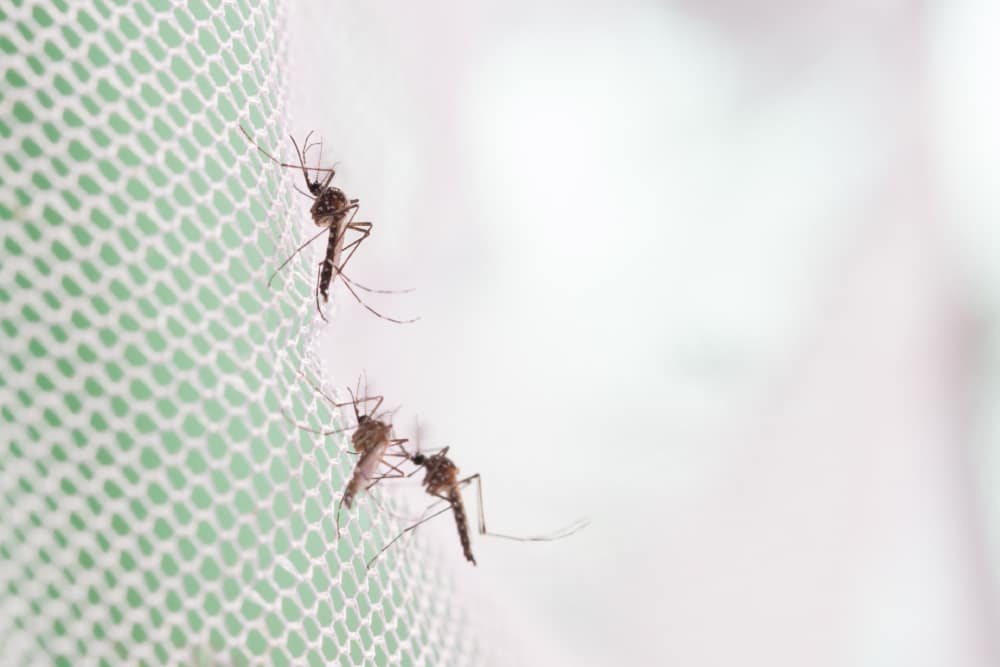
[281,371,410,537]
[238,124,418,324]
[366,441,589,568]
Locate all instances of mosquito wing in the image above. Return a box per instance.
[354,439,391,482]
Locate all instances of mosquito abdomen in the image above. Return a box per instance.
[342,444,385,510]
[449,488,476,565]
[341,461,370,510]
[318,230,340,302]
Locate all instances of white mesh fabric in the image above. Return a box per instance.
[0,1,478,664]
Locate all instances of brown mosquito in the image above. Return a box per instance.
[281,371,410,537]
[238,124,418,324]
[366,441,589,568]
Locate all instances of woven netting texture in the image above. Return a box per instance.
[0,1,478,665]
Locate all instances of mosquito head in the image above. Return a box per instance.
[411,453,427,466]
[307,180,325,197]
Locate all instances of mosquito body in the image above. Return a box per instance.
[367,443,588,568]
[281,371,409,536]
[338,393,408,522]
[411,448,477,563]
[309,175,355,307]
[238,125,417,324]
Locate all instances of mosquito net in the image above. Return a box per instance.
[0,1,480,664]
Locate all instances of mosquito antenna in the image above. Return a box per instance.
[361,370,369,413]
[413,415,425,455]
[298,130,321,185]
[301,129,315,149]
[287,133,313,189]
[267,227,330,288]
[315,137,325,183]
[342,376,389,421]
[300,130,317,159]
[298,133,324,191]
[346,385,361,423]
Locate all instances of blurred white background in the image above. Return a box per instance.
[289,1,1000,664]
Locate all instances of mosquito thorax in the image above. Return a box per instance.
[310,187,349,225]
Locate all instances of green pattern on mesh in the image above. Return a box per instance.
[0,1,478,665]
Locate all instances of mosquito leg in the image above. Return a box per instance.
[384,438,412,459]
[367,487,408,523]
[346,221,372,234]
[293,184,316,200]
[279,406,354,437]
[334,221,417,296]
[324,209,367,286]
[333,231,370,269]
[267,227,331,289]
[500,517,591,541]
[314,146,336,190]
[345,385,384,419]
[296,368,370,412]
[336,260,418,298]
[341,273,416,295]
[362,454,409,489]
[279,406,325,435]
[324,205,361,276]
[336,498,344,539]
[461,473,588,541]
[366,504,453,569]
[363,467,406,492]
[380,459,407,477]
[315,204,361,306]
[296,367,340,409]
[456,474,486,534]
